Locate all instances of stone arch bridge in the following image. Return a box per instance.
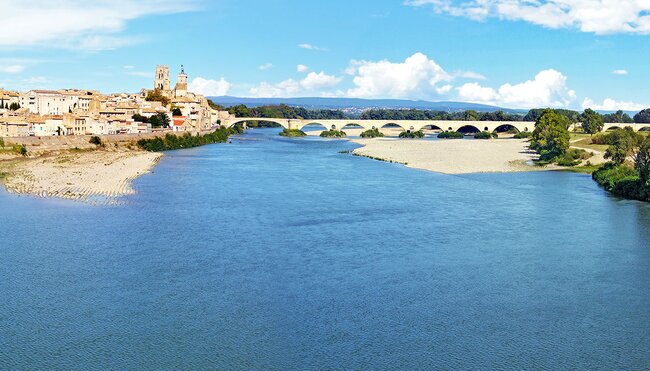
[225,118,536,133]
[225,118,650,133]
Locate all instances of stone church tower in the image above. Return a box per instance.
[154,65,170,91]
[174,65,188,98]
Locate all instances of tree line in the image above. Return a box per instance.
[212,101,650,125]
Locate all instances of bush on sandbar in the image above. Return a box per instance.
[360,128,384,138]
[513,131,532,139]
[398,130,425,139]
[437,131,464,139]
[474,131,498,139]
[279,128,307,137]
[320,130,347,138]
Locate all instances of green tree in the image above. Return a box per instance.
[524,108,580,123]
[89,136,102,146]
[604,128,644,165]
[581,108,604,135]
[636,138,650,186]
[634,108,650,123]
[132,114,148,123]
[530,109,571,161]
[603,110,634,123]
[171,107,182,116]
[145,89,170,107]
[9,102,20,111]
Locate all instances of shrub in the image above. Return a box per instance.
[590,133,612,145]
[0,138,4,148]
[136,127,234,152]
[279,128,307,137]
[398,130,425,139]
[280,128,306,137]
[555,148,592,167]
[360,128,384,138]
[474,131,497,139]
[592,163,639,191]
[320,129,347,138]
[89,136,102,146]
[437,131,464,139]
[513,131,532,139]
[12,144,27,156]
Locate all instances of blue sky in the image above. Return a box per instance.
[1,0,650,110]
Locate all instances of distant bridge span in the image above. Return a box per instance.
[225,118,536,133]
[225,118,650,133]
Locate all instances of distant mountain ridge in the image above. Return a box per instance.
[208,96,526,114]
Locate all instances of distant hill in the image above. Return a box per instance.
[207,96,526,114]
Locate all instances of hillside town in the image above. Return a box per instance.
[0,65,232,138]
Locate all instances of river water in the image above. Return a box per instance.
[2,128,650,369]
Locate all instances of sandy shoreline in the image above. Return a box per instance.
[0,150,162,205]
[349,137,543,174]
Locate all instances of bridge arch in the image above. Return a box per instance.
[457,125,481,134]
[228,118,288,129]
[606,126,622,131]
[381,122,407,131]
[493,124,521,133]
[341,123,365,130]
[300,122,330,131]
[421,124,444,132]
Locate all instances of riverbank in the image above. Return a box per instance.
[0,149,162,205]
[349,137,543,174]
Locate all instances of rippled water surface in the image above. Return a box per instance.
[2,128,650,369]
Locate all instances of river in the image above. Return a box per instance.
[2,128,650,369]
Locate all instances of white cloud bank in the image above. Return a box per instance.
[405,0,650,35]
[345,52,451,98]
[456,69,577,108]
[612,69,629,75]
[243,53,582,109]
[189,77,232,96]
[0,0,197,50]
[582,98,648,111]
[248,71,341,97]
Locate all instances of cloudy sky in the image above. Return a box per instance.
[1,0,649,110]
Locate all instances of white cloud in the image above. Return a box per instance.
[582,98,648,111]
[612,69,628,75]
[249,79,302,98]
[259,63,273,70]
[455,70,487,80]
[300,72,342,90]
[189,77,232,96]
[248,71,342,97]
[127,71,152,78]
[456,69,576,108]
[457,82,497,101]
[346,52,451,98]
[0,65,25,74]
[0,0,197,50]
[297,64,309,72]
[123,65,135,69]
[436,84,454,94]
[298,43,326,51]
[405,0,650,35]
